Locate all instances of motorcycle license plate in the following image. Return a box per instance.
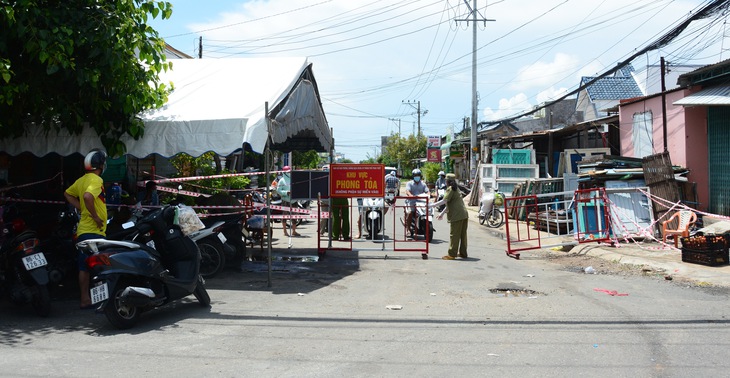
[90,282,109,304]
[217,232,227,244]
[21,252,48,271]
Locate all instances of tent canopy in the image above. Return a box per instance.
[0,57,331,157]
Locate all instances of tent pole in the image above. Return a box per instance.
[265,102,272,287]
[328,127,334,249]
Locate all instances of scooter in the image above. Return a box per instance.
[78,205,210,330]
[434,184,447,212]
[41,205,79,287]
[187,219,226,279]
[197,213,249,276]
[403,193,435,243]
[362,197,387,239]
[0,216,52,317]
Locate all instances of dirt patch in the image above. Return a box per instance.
[530,248,730,295]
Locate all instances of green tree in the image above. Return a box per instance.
[0,0,173,157]
[382,133,426,175]
[170,153,250,197]
[421,162,442,185]
[292,150,321,169]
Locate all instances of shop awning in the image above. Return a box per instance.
[674,85,730,106]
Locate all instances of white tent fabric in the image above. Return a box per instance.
[0,57,330,157]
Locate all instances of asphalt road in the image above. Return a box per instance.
[1,205,729,377]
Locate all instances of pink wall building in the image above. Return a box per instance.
[618,88,709,211]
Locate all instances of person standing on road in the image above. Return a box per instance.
[277,166,300,237]
[331,197,350,240]
[64,149,108,309]
[430,173,468,260]
[404,168,428,238]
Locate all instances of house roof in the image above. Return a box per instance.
[581,76,644,101]
[677,58,730,86]
[674,84,730,106]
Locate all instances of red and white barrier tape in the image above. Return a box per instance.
[0,197,66,205]
[139,170,286,186]
[0,172,63,193]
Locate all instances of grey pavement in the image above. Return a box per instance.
[459,205,730,288]
[272,202,730,287]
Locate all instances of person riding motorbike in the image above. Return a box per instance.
[435,171,447,191]
[405,168,428,239]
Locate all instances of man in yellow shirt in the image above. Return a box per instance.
[64,149,108,309]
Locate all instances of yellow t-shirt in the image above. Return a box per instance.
[65,173,107,236]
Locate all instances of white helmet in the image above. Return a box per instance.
[84,149,107,172]
[411,168,422,177]
[438,171,445,176]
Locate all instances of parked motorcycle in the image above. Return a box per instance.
[192,213,248,278]
[78,205,210,329]
[187,219,226,279]
[403,193,434,243]
[41,205,79,287]
[0,216,52,317]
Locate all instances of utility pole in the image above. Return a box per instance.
[455,0,494,182]
[660,57,668,153]
[199,36,203,59]
[389,118,402,174]
[402,100,426,137]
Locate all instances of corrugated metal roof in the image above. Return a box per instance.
[674,85,730,106]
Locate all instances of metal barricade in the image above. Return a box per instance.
[316,195,429,259]
[504,188,612,259]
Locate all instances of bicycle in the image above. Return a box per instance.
[478,191,504,228]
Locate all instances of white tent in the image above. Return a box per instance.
[0,57,331,157]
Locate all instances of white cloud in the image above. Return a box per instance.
[536,87,570,104]
[482,93,531,122]
[511,53,580,91]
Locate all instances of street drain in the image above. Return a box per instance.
[489,288,543,297]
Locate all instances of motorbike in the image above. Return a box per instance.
[187,219,226,279]
[40,205,79,287]
[362,197,385,240]
[434,184,447,213]
[403,193,434,243]
[193,213,248,278]
[478,191,505,228]
[255,187,310,228]
[0,215,52,317]
[78,205,211,330]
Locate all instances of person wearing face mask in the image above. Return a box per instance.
[430,173,468,260]
[404,168,428,239]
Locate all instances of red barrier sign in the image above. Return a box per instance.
[329,164,384,197]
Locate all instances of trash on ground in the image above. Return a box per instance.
[524,274,535,278]
[593,288,628,296]
[386,305,403,310]
[430,293,436,296]
[584,266,596,274]
[297,293,306,296]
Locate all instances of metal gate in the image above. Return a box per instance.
[316,196,429,259]
[504,188,611,259]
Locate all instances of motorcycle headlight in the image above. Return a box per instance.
[368,212,379,220]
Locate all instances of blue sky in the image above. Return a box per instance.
[149,0,728,162]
